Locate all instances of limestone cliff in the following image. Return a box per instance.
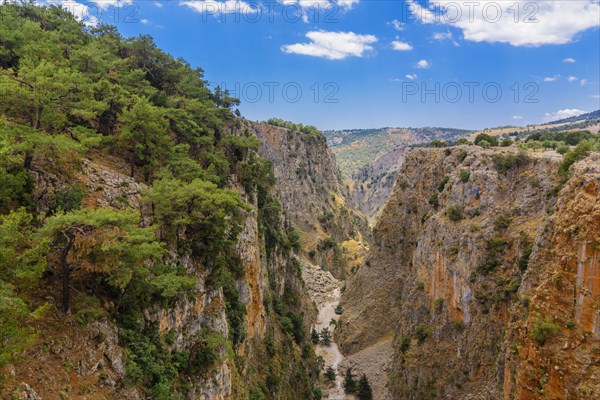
[338,146,600,399]
[3,120,362,399]
[244,121,369,279]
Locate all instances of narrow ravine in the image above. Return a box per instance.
[301,260,347,399]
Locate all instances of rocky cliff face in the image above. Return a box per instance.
[244,121,369,279]
[3,120,366,399]
[338,147,600,399]
[347,146,408,223]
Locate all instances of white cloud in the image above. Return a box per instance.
[590,94,600,99]
[563,57,577,63]
[543,75,560,82]
[405,74,417,80]
[580,79,589,86]
[391,40,413,51]
[181,0,258,14]
[140,18,150,24]
[433,31,453,40]
[282,30,377,60]
[281,0,359,11]
[416,59,431,69]
[567,76,578,82]
[407,0,600,47]
[336,0,359,9]
[512,115,525,120]
[154,1,163,7]
[388,19,405,31]
[544,108,587,121]
[46,1,111,26]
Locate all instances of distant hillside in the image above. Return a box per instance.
[325,127,471,178]
[544,109,600,125]
[470,110,600,140]
[325,127,471,222]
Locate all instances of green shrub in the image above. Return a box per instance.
[565,320,575,329]
[459,170,470,182]
[446,205,463,221]
[433,298,444,313]
[475,133,499,147]
[287,228,302,252]
[528,177,541,188]
[428,194,439,208]
[556,145,570,155]
[312,387,323,400]
[438,176,450,192]
[415,323,429,344]
[335,305,343,315]
[559,140,591,176]
[430,140,448,148]
[318,237,336,251]
[494,213,511,231]
[501,138,513,147]
[492,152,529,174]
[73,293,106,325]
[532,317,558,346]
[400,336,411,353]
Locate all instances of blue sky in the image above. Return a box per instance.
[65,0,600,130]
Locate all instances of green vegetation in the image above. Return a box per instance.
[459,170,470,183]
[527,130,597,146]
[311,328,320,344]
[335,305,343,315]
[559,140,592,177]
[491,151,530,174]
[400,336,411,353]
[428,193,439,208]
[415,323,429,344]
[264,118,324,142]
[446,205,463,221]
[357,375,373,400]
[320,327,332,346]
[494,213,512,231]
[343,368,357,393]
[532,316,558,346]
[325,366,336,381]
[430,139,449,148]
[0,3,317,397]
[325,127,471,178]
[565,320,575,329]
[477,238,509,274]
[438,176,450,192]
[474,133,499,147]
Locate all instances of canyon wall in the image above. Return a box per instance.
[338,146,600,399]
[3,120,367,399]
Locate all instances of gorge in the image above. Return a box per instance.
[1,3,600,400]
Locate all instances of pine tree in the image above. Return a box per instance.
[320,327,332,346]
[357,374,373,400]
[35,208,164,312]
[343,368,357,393]
[311,327,320,344]
[325,366,336,381]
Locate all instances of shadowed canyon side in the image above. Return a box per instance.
[245,120,370,280]
[337,146,600,399]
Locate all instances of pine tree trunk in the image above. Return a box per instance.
[60,236,74,313]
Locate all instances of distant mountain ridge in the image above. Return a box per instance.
[324,126,472,221]
[544,109,600,125]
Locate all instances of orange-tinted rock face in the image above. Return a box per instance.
[576,243,600,334]
[341,147,600,399]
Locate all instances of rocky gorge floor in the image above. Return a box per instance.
[301,260,348,399]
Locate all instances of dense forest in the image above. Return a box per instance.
[1,3,319,399]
